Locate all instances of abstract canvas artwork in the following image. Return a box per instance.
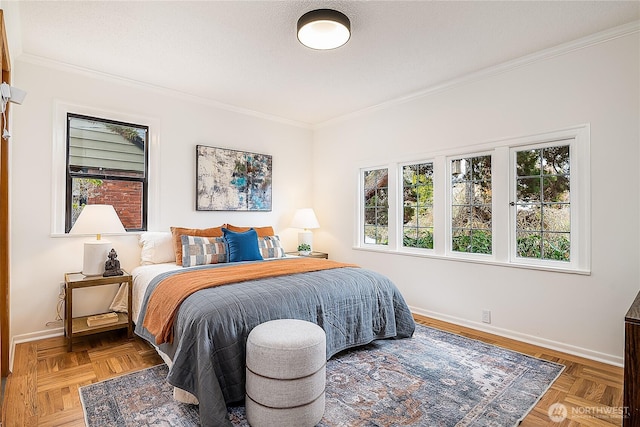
[196,145,272,211]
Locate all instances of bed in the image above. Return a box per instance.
[128,228,416,427]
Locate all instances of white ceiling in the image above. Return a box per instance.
[14,1,640,126]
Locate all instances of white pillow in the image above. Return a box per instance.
[139,232,176,265]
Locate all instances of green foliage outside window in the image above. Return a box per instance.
[403,162,434,249]
[451,155,492,255]
[363,168,389,245]
[515,145,570,261]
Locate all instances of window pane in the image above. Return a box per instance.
[363,168,388,246]
[472,206,491,230]
[68,115,146,178]
[451,155,492,254]
[472,156,492,181]
[542,176,570,202]
[516,149,541,177]
[473,183,491,204]
[364,225,378,244]
[71,178,143,229]
[452,206,471,228]
[516,204,542,231]
[514,143,570,262]
[517,177,541,203]
[402,162,433,250]
[516,231,542,258]
[403,226,417,242]
[542,204,570,232]
[452,229,471,253]
[377,188,389,207]
[542,145,570,175]
[452,182,470,205]
[470,230,492,254]
[542,232,570,261]
[416,207,432,227]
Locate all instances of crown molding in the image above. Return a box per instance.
[315,20,640,130]
[16,53,313,130]
[15,19,639,131]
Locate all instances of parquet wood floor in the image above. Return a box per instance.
[1,315,624,426]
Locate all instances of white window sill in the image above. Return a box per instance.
[352,246,591,276]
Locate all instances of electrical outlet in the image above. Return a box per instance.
[59,282,65,296]
[482,309,491,324]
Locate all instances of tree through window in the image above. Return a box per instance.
[451,155,492,254]
[514,144,570,261]
[363,168,389,245]
[402,162,434,249]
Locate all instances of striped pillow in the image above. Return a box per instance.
[181,235,228,267]
[258,235,286,259]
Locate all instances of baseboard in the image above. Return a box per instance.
[9,327,64,372]
[8,310,624,372]
[410,306,623,367]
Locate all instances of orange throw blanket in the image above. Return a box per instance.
[142,258,358,344]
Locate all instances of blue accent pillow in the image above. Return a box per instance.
[222,227,264,262]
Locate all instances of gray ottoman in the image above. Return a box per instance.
[245,319,326,427]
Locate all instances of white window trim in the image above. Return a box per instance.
[354,124,591,275]
[506,128,590,272]
[51,100,161,236]
[444,149,495,261]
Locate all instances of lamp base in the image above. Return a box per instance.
[82,241,111,276]
[298,230,313,251]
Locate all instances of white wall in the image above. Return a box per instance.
[312,32,640,364]
[5,13,638,367]
[9,59,314,345]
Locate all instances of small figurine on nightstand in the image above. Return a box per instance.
[103,248,123,277]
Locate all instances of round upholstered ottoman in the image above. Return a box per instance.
[245,319,326,427]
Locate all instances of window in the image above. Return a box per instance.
[513,143,570,262]
[66,113,148,232]
[355,125,589,273]
[402,162,434,249]
[451,155,492,254]
[363,168,389,245]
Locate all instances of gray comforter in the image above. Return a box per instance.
[135,260,415,427]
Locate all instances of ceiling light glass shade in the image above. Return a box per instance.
[297,9,351,50]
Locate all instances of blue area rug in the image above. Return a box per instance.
[80,324,563,426]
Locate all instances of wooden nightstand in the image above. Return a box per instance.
[286,251,328,259]
[64,271,133,352]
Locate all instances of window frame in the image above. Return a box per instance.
[446,151,494,259]
[508,133,589,271]
[355,125,590,274]
[52,101,160,236]
[359,166,392,248]
[65,113,149,233]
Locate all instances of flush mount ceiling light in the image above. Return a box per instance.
[297,9,351,50]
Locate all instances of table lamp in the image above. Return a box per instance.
[69,204,126,276]
[290,208,320,251]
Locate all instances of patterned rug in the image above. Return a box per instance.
[80,324,563,426]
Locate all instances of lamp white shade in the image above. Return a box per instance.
[290,208,320,230]
[291,208,320,252]
[70,205,125,276]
